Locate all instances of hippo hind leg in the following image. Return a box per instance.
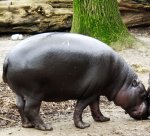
[89,96,110,122]
[16,93,53,131]
[16,95,34,128]
[23,96,53,131]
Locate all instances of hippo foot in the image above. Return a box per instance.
[75,121,90,129]
[22,122,34,128]
[94,116,110,122]
[35,123,53,131]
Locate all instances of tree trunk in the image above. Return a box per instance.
[71,0,133,49]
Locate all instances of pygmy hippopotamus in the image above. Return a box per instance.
[3,33,149,131]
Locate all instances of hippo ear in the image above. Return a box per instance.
[132,79,139,87]
[147,86,150,98]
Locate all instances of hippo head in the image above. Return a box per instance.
[147,87,150,115]
[114,77,149,120]
[147,73,150,114]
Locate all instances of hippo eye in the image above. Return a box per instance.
[141,92,147,100]
[132,79,139,87]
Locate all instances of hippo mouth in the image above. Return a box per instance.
[127,102,149,120]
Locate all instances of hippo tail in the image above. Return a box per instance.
[2,57,9,83]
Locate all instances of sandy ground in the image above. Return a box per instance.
[0,34,150,136]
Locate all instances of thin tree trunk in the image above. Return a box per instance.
[71,0,134,49]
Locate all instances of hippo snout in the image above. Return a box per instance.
[127,101,149,120]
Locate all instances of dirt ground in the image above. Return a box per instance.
[0,31,150,136]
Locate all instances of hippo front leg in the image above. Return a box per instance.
[74,95,97,129]
[89,97,110,122]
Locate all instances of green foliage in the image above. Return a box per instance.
[71,0,135,49]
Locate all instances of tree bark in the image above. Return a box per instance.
[71,0,132,49]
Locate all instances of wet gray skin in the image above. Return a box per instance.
[3,33,149,130]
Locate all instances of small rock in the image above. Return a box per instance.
[11,34,23,41]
